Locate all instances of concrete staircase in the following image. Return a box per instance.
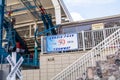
[24,37,41,53]
[79,50,120,80]
[25,38,35,52]
[51,28,120,80]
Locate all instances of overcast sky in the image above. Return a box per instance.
[63,0,120,21]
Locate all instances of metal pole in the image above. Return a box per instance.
[40,36,44,55]
[0,55,3,70]
[34,23,38,66]
[82,31,86,51]
[0,0,5,48]
[11,52,17,80]
[29,25,32,38]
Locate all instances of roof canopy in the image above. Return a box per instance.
[5,0,72,25]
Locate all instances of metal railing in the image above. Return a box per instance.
[51,28,120,80]
[41,27,120,53]
[22,54,39,67]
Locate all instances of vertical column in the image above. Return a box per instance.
[82,31,86,51]
[34,23,38,66]
[58,0,73,22]
[40,36,44,55]
[103,28,106,39]
[0,0,5,48]
[92,31,95,47]
[52,0,61,24]
[29,25,32,37]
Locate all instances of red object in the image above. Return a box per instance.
[39,6,46,14]
[58,39,66,46]
[16,42,21,48]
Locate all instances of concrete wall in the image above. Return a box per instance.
[0,65,40,80]
[40,51,88,80]
[21,51,88,80]
[0,70,3,80]
[0,65,41,80]
[0,64,10,80]
[22,69,40,80]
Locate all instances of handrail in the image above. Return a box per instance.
[51,28,120,80]
[41,26,119,53]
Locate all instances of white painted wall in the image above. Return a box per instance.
[40,51,88,80]
[22,69,40,80]
[0,64,10,80]
[21,51,88,80]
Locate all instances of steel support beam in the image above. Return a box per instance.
[14,18,56,28]
[58,0,73,22]
[6,0,33,6]
[8,6,54,16]
[34,23,38,66]
[52,0,61,24]
[0,0,5,48]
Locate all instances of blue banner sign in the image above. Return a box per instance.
[46,33,78,52]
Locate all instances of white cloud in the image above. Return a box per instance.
[70,12,84,21]
[66,0,116,4]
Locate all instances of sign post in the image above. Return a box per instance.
[11,52,16,80]
[7,52,23,80]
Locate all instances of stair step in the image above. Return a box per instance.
[28,48,41,52]
[27,46,34,48]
